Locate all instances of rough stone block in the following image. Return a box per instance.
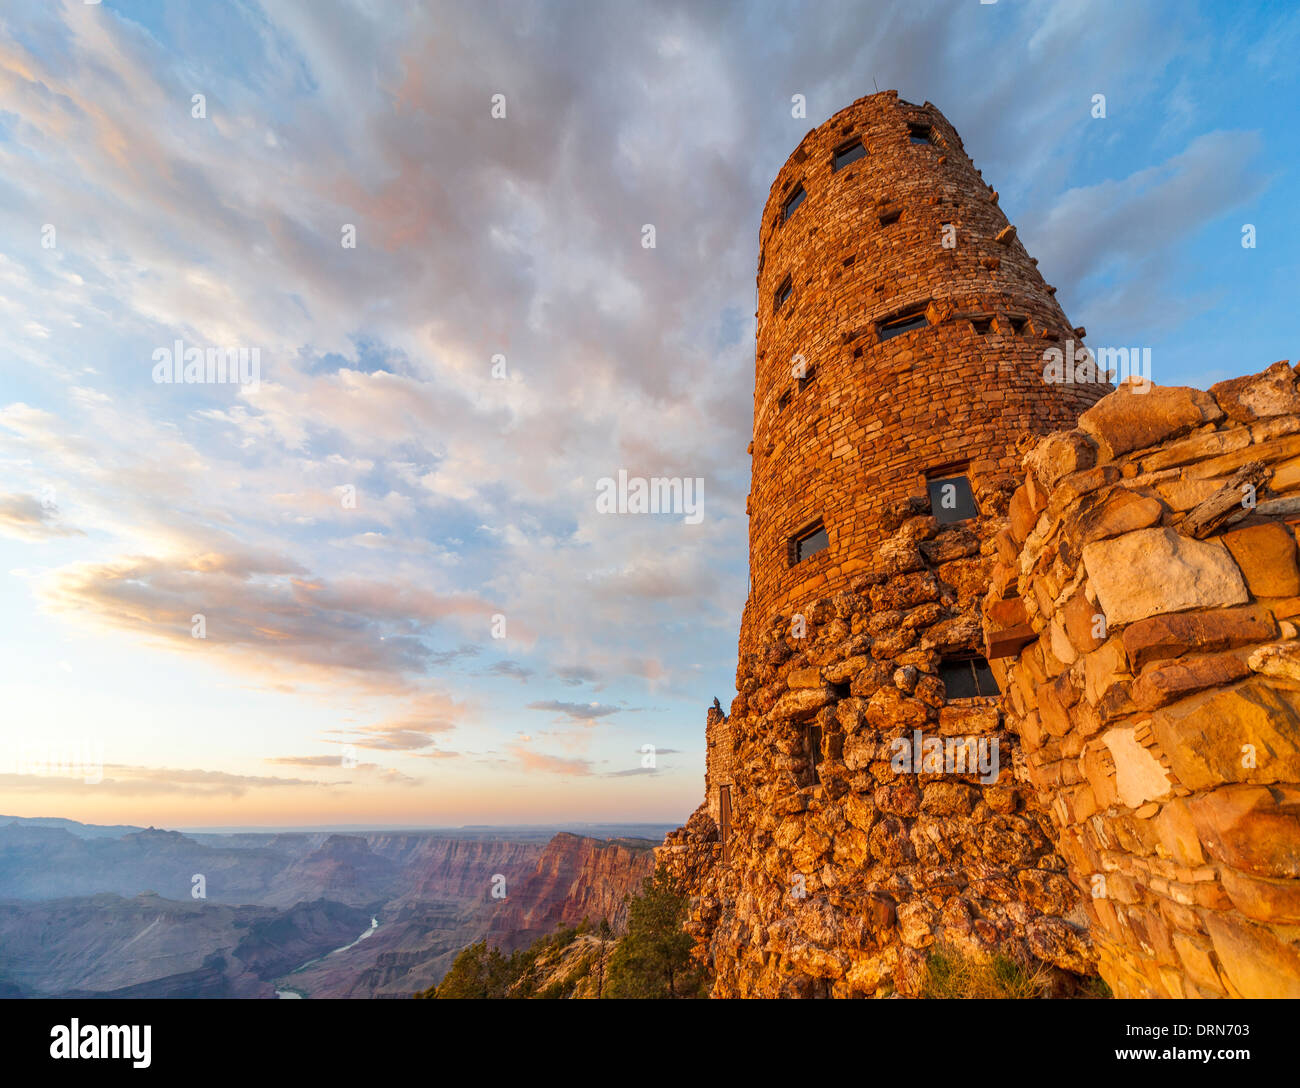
[1082,527,1249,626]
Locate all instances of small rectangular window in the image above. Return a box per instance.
[777,389,792,413]
[971,316,993,334]
[797,365,816,391]
[927,473,978,523]
[1009,315,1029,335]
[774,276,792,312]
[879,209,901,226]
[878,310,928,341]
[783,185,806,221]
[939,656,999,699]
[791,520,828,563]
[908,123,935,146]
[805,725,823,786]
[832,140,866,171]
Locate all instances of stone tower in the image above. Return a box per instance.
[660,91,1300,1001]
[660,92,1112,998]
[742,91,1104,655]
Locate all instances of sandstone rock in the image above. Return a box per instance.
[1102,726,1174,807]
[1131,651,1252,711]
[1202,911,1300,998]
[1210,360,1300,423]
[772,685,838,722]
[870,570,940,611]
[1023,429,1098,491]
[1081,527,1249,627]
[1071,488,1165,544]
[821,654,871,685]
[1079,382,1223,460]
[919,526,981,564]
[1140,426,1253,473]
[1188,783,1300,878]
[1121,605,1277,671]
[1222,521,1300,598]
[1150,679,1300,792]
[1248,641,1300,683]
[1220,866,1300,925]
[843,733,876,771]
[896,900,936,949]
[921,781,976,816]
[787,666,823,690]
[1026,917,1096,974]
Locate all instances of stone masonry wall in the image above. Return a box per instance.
[982,362,1300,998]
[744,90,1105,656]
[660,477,1097,998]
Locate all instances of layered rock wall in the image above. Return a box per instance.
[983,363,1300,997]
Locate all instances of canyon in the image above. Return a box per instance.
[0,815,665,998]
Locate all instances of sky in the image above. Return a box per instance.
[0,0,1295,829]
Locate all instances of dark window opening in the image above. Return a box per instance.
[797,365,816,391]
[783,185,807,221]
[805,724,823,786]
[774,275,793,312]
[790,519,828,564]
[971,316,993,334]
[879,209,901,226]
[777,389,792,413]
[843,254,856,267]
[927,472,978,523]
[832,140,866,172]
[908,123,935,146]
[1008,315,1029,335]
[878,310,929,341]
[719,785,732,866]
[939,656,999,699]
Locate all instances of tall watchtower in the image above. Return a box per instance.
[742,91,1105,651]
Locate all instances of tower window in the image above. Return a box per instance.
[832,140,866,172]
[805,725,823,786]
[878,309,929,341]
[1008,315,1029,335]
[776,389,792,413]
[797,364,816,391]
[971,316,993,334]
[939,656,999,699]
[789,519,828,564]
[879,209,901,226]
[783,185,807,221]
[774,275,793,312]
[927,472,978,523]
[908,123,935,146]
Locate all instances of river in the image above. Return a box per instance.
[275,916,380,998]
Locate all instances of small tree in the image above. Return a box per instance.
[606,872,704,999]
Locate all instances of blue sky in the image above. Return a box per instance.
[0,0,1295,827]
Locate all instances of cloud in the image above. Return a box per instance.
[505,743,593,777]
[526,700,622,723]
[0,765,318,798]
[35,549,492,694]
[554,665,600,686]
[264,755,421,785]
[0,493,84,540]
[485,660,533,682]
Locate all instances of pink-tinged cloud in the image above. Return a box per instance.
[506,743,593,777]
[35,549,494,694]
